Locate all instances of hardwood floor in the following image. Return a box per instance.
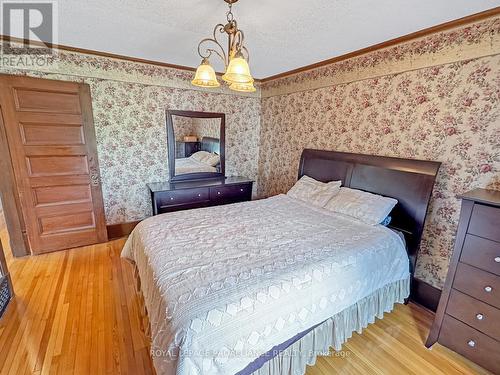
[0,229,491,375]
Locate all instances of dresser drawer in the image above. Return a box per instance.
[156,188,210,208]
[461,234,500,276]
[439,315,500,374]
[447,289,500,341]
[454,262,500,309]
[209,184,252,203]
[468,204,500,242]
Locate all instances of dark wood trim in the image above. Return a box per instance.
[0,105,30,257]
[261,7,500,83]
[410,278,441,312]
[106,221,140,240]
[166,110,226,182]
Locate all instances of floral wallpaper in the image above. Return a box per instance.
[0,15,499,289]
[259,19,500,287]
[90,81,261,223]
[0,46,261,225]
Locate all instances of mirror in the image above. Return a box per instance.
[166,110,225,182]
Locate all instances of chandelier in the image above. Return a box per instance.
[191,0,256,92]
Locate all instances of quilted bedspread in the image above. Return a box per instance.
[122,194,409,375]
[175,157,217,175]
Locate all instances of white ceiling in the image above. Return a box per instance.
[14,1,500,78]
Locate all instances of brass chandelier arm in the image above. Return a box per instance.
[240,45,250,63]
[233,29,250,62]
[192,0,255,92]
[197,23,228,67]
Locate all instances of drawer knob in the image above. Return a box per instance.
[476,313,484,321]
[495,256,500,263]
[217,191,221,195]
[484,286,492,293]
[170,197,174,201]
[198,194,201,197]
[240,188,244,192]
[467,340,476,348]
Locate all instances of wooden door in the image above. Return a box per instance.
[0,75,107,254]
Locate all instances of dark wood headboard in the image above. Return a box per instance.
[299,149,441,276]
[200,136,220,155]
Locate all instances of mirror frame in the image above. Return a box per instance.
[166,109,226,182]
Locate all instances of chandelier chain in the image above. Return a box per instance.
[226,2,234,22]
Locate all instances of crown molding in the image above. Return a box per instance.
[261,7,500,83]
[0,34,201,71]
[0,35,263,83]
[1,6,498,84]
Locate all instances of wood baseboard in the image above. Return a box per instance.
[410,278,442,312]
[106,220,140,240]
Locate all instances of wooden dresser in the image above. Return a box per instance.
[148,176,253,215]
[426,188,500,373]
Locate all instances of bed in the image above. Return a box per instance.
[175,137,221,175]
[122,149,440,375]
[175,157,217,174]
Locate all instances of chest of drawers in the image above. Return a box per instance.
[426,188,500,373]
[148,176,253,215]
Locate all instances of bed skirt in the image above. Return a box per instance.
[130,259,409,375]
[248,277,410,375]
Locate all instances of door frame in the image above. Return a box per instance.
[0,105,29,257]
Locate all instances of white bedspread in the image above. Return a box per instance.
[122,194,409,375]
[175,157,217,174]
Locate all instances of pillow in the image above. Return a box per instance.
[191,151,220,166]
[205,154,220,167]
[324,187,397,225]
[287,175,341,207]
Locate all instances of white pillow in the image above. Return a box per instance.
[324,187,397,225]
[287,175,341,207]
[191,151,220,166]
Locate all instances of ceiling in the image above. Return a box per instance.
[12,1,500,78]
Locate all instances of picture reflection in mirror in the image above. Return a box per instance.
[172,115,221,176]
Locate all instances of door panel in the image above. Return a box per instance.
[20,123,85,145]
[26,155,89,176]
[33,184,92,206]
[0,75,107,254]
[13,88,82,113]
[38,211,96,235]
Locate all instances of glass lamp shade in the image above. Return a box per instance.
[191,59,220,88]
[229,81,256,92]
[222,56,253,84]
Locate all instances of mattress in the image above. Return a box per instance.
[121,194,410,375]
[175,157,217,174]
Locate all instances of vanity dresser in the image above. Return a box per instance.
[151,109,253,215]
[426,188,500,373]
[148,177,253,215]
